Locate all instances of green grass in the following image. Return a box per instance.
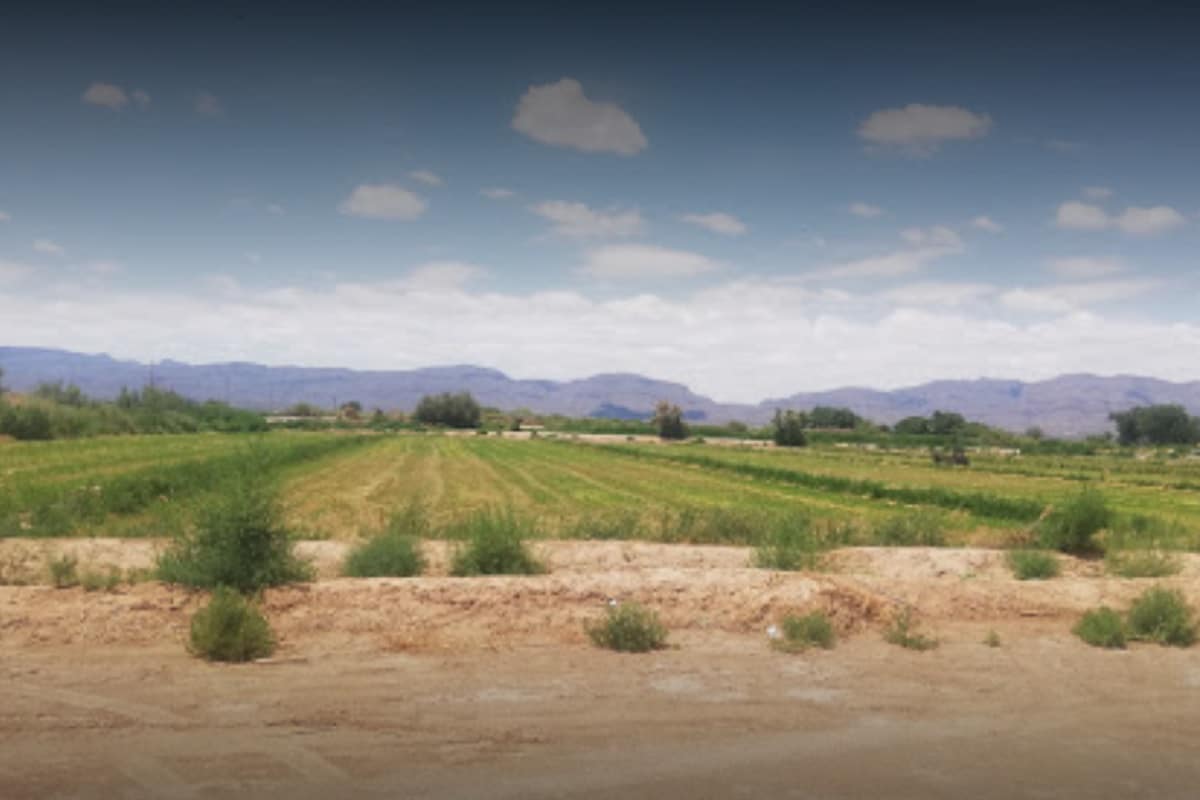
[448,509,545,576]
[754,516,827,570]
[1038,487,1111,555]
[1127,587,1196,647]
[343,504,429,578]
[1074,607,1127,649]
[773,612,836,652]
[1105,550,1182,578]
[869,510,947,547]
[1007,549,1061,580]
[47,553,78,588]
[586,602,668,652]
[80,566,123,592]
[188,587,276,662]
[883,608,938,651]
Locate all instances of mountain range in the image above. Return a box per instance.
[3,346,1198,437]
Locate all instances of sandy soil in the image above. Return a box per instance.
[3,541,1200,798]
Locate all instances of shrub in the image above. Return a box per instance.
[774,612,835,652]
[883,608,938,651]
[1039,487,1110,555]
[448,510,545,576]
[1007,550,1060,580]
[47,554,79,588]
[586,602,668,652]
[343,506,428,578]
[1073,607,1127,649]
[754,517,824,571]
[156,466,313,592]
[771,409,808,448]
[188,587,275,662]
[1126,587,1196,647]
[983,629,1001,648]
[80,567,123,592]
[1105,550,1182,579]
[871,511,946,547]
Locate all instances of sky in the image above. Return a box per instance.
[1,1,1199,402]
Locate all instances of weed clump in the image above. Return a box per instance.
[1039,487,1110,555]
[188,587,275,662]
[586,602,668,652]
[754,516,824,571]
[80,566,123,592]
[1007,550,1061,580]
[157,464,313,592]
[773,612,836,652]
[448,509,545,576]
[343,504,428,578]
[1105,550,1182,579]
[1127,587,1196,647]
[983,630,1001,648]
[47,554,79,588]
[871,511,947,547]
[1073,607,1127,649]
[883,607,938,651]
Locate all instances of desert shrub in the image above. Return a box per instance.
[343,506,428,578]
[871,511,947,547]
[883,608,938,651]
[983,629,1001,648]
[156,466,313,592]
[586,602,668,652]
[1007,549,1061,580]
[80,566,123,592]
[1105,550,1182,578]
[755,516,824,571]
[1126,587,1196,647]
[448,509,545,576]
[774,612,835,652]
[47,554,79,588]
[1073,607,1127,649]
[1039,487,1110,555]
[188,587,275,662]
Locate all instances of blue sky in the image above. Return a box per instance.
[1,2,1199,401]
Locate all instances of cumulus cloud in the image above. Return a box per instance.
[194,91,223,117]
[1055,201,1185,235]
[879,281,996,307]
[81,82,129,110]
[1000,279,1160,314]
[532,201,643,238]
[339,184,427,221]
[3,277,1198,402]
[397,261,486,290]
[816,226,963,280]
[848,202,883,218]
[971,216,1004,233]
[858,103,992,155]
[1082,186,1113,200]
[33,239,65,257]
[1046,257,1123,279]
[678,212,747,236]
[512,78,647,156]
[410,170,443,187]
[578,244,721,279]
[481,187,515,199]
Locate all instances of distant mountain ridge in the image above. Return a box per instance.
[3,346,1199,437]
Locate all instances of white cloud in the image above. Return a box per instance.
[1082,186,1113,200]
[244,252,262,265]
[578,244,721,279]
[33,239,65,257]
[1046,257,1123,279]
[858,103,992,155]
[817,226,963,280]
[481,187,515,200]
[132,89,151,108]
[0,260,35,284]
[410,170,443,187]
[194,91,223,117]
[1055,201,1111,231]
[1000,279,1160,314]
[80,260,123,276]
[532,201,643,238]
[81,82,128,110]
[339,184,427,221]
[4,277,1199,403]
[0,211,10,223]
[970,216,1004,233]
[879,282,995,307]
[678,212,747,236]
[848,202,884,218]
[512,78,647,156]
[1114,206,1185,235]
[266,203,285,216]
[1055,201,1186,235]
[398,261,486,290]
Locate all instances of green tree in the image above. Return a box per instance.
[807,406,861,429]
[414,392,482,428]
[771,409,808,447]
[652,401,688,440]
[1110,405,1200,446]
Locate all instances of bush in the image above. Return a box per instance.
[883,608,938,651]
[343,506,428,578]
[754,517,824,571]
[983,629,1001,648]
[1105,550,1182,578]
[156,466,313,592]
[1039,487,1110,555]
[771,409,807,447]
[1007,550,1060,580]
[774,612,835,652]
[80,567,123,592]
[586,602,668,652]
[448,510,545,576]
[871,511,946,547]
[47,554,79,588]
[1126,587,1196,647]
[1073,607,1127,649]
[188,587,275,662]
